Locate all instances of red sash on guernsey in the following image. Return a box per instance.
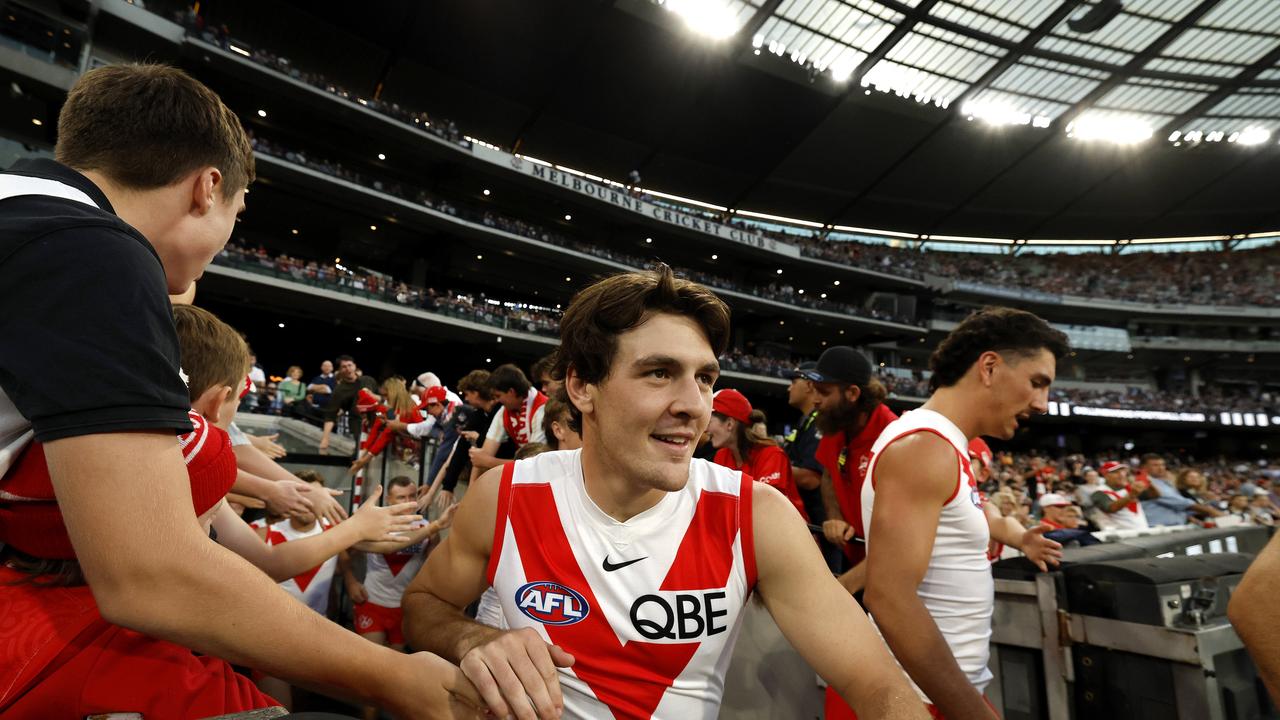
[502,388,548,447]
[487,453,757,719]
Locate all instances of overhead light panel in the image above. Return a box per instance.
[1237,127,1271,146]
[1067,112,1152,145]
[664,0,738,40]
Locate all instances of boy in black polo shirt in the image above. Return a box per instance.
[0,64,479,717]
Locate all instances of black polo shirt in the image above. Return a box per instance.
[0,159,192,459]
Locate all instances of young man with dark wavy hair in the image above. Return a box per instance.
[844,306,1069,720]
[404,265,927,720]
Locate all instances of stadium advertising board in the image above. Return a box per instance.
[470,145,801,258]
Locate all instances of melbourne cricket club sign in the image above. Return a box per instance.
[469,145,801,258]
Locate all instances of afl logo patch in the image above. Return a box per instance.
[516,581,590,626]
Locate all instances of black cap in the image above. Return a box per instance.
[789,361,818,379]
[801,346,872,386]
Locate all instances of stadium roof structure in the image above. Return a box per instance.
[145,0,1280,240]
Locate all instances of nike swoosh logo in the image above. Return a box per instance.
[602,555,647,572]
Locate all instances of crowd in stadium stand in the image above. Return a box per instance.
[247,136,919,326]
[177,20,1278,311]
[217,240,1277,416]
[1051,385,1277,414]
[983,452,1280,536]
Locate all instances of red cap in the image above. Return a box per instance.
[967,437,992,469]
[712,389,753,425]
[239,374,253,399]
[422,386,447,405]
[1099,461,1126,475]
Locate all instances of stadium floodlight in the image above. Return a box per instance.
[1237,127,1271,146]
[1066,112,1152,145]
[962,99,1031,127]
[829,54,859,84]
[665,0,738,40]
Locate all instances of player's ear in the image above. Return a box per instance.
[565,366,594,418]
[977,351,1002,387]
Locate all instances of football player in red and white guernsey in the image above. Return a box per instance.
[858,307,1068,720]
[405,266,927,720]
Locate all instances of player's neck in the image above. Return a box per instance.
[579,442,667,522]
[920,387,983,440]
[289,517,317,532]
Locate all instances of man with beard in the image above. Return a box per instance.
[806,346,898,591]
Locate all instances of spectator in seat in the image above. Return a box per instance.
[308,359,336,408]
[530,352,562,397]
[1091,461,1150,531]
[1075,467,1106,511]
[468,363,547,475]
[434,370,502,511]
[277,365,306,411]
[541,396,582,451]
[242,349,266,411]
[1140,453,1221,526]
[319,354,379,453]
[1036,493,1099,547]
[1176,467,1214,506]
[708,388,807,519]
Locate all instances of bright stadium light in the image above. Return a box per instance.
[1066,112,1152,145]
[961,99,1031,127]
[829,54,859,83]
[665,0,738,40]
[1237,127,1271,146]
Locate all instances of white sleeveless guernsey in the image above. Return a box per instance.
[488,449,757,720]
[263,519,337,615]
[860,409,994,701]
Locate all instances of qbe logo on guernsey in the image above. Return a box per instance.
[515,581,591,626]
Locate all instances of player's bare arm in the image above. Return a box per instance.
[863,434,998,720]
[754,483,929,720]
[404,466,573,720]
[983,502,1062,572]
[1230,531,1280,702]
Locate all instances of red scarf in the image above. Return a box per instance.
[1101,489,1138,513]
